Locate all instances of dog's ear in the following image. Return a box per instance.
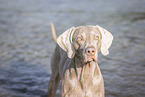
[57,27,75,58]
[97,25,113,56]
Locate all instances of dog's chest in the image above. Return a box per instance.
[61,62,104,97]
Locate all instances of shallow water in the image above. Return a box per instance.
[0,0,145,97]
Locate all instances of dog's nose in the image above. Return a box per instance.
[85,47,95,55]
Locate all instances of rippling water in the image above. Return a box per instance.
[0,0,145,97]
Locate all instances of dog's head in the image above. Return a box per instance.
[57,25,113,63]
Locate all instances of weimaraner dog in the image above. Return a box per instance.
[48,23,113,97]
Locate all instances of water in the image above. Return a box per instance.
[0,0,145,97]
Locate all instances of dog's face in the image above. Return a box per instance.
[72,26,101,63]
[57,25,113,63]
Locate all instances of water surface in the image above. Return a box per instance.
[0,0,145,97]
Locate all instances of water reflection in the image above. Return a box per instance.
[0,0,145,97]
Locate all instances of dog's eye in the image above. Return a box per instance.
[77,37,83,41]
[94,36,99,40]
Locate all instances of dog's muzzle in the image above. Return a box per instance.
[84,47,97,63]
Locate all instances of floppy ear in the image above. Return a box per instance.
[57,27,75,58]
[97,25,113,56]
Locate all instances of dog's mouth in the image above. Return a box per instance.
[84,55,97,64]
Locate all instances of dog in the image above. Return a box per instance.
[48,23,113,97]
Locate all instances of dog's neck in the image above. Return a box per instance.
[72,55,102,78]
[60,53,102,79]
[61,55,104,97]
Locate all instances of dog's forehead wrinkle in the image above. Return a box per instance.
[75,26,97,33]
[72,26,101,43]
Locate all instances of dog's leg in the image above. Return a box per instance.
[48,46,61,97]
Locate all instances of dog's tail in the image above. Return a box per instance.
[50,23,57,43]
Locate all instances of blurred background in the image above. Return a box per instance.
[0,0,145,97]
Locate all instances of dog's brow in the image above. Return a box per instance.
[77,33,85,38]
